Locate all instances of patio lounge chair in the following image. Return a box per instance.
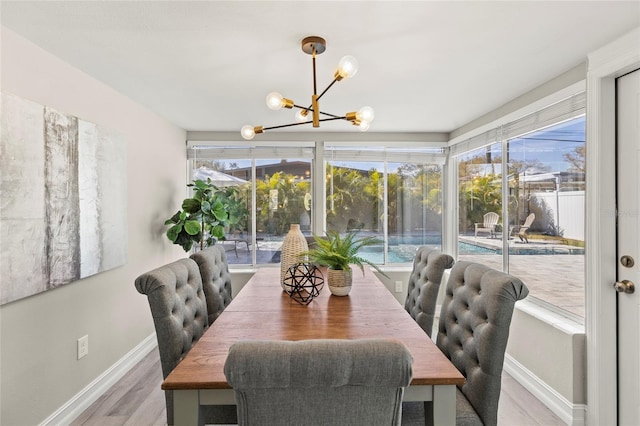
[475,212,500,238]
[513,213,535,243]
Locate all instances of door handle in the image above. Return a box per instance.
[614,280,635,294]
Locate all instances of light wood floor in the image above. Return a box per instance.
[71,348,566,426]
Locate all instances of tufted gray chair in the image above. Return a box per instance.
[436,261,529,426]
[224,338,413,426]
[404,247,454,338]
[190,245,233,325]
[135,258,236,425]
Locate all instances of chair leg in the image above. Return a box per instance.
[423,401,434,426]
[165,390,174,426]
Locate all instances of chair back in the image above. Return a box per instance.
[224,339,413,426]
[521,213,535,229]
[483,212,500,227]
[404,247,454,337]
[134,258,209,425]
[190,245,233,325]
[436,261,528,426]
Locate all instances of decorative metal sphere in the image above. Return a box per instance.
[283,263,324,305]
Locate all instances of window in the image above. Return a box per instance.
[453,93,586,320]
[253,158,312,265]
[188,144,314,266]
[188,142,446,267]
[325,144,445,264]
[506,116,585,318]
[457,143,503,271]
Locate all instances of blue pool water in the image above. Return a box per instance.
[458,241,497,254]
[360,241,495,264]
[360,239,582,264]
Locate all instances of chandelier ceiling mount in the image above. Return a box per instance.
[241,36,374,140]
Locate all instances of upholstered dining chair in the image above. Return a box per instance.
[134,258,237,425]
[434,261,529,426]
[404,247,455,338]
[190,245,233,325]
[224,338,414,426]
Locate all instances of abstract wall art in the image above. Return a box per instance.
[0,92,127,305]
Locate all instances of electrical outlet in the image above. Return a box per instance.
[77,335,89,359]
[395,281,403,293]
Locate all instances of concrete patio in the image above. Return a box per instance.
[459,235,585,318]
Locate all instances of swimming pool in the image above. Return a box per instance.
[360,241,496,264]
[360,239,582,264]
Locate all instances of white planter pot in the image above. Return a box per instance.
[327,268,353,296]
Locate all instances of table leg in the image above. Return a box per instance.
[432,384,456,426]
[173,389,203,426]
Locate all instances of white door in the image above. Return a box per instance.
[616,68,640,426]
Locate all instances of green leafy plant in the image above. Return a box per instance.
[301,231,387,276]
[164,179,238,252]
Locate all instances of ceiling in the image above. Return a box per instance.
[2,1,639,135]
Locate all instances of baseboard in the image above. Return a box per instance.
[504,354,586,426]
[39,333,157,426]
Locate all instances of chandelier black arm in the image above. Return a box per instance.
[262,121,315,131]
[262,116,349,132]
[316,77,339,102]
[318,116,348,122]
[293,74,339,113]
[291,104,343,120]
[318,111,342,119]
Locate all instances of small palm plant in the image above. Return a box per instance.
[302,230,386,276]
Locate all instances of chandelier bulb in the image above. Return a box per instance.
[357,106,375,123]
[295,110,310,123]
[358,120,371,132]
[266,92,284,110]
[241,125,256,140]
[336,55,358,79]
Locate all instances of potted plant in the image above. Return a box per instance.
[164,179,239,252]
[301,231,387,296]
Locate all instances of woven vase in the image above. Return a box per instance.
[280,224,308,290]
[327,267,353,296]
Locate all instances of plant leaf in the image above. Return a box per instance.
[166,224,183,242]
[184,220,201,235]
[182,198,201,213]
[211,224,226,239]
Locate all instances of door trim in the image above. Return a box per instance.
[586,27,640,426]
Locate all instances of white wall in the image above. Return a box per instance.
[506,304,586,424]
[0,27,187,425]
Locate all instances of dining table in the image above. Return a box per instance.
[162,265,465,425]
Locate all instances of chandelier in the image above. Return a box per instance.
[240,36,374,140]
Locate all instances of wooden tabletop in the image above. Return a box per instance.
[162,266,464,391]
